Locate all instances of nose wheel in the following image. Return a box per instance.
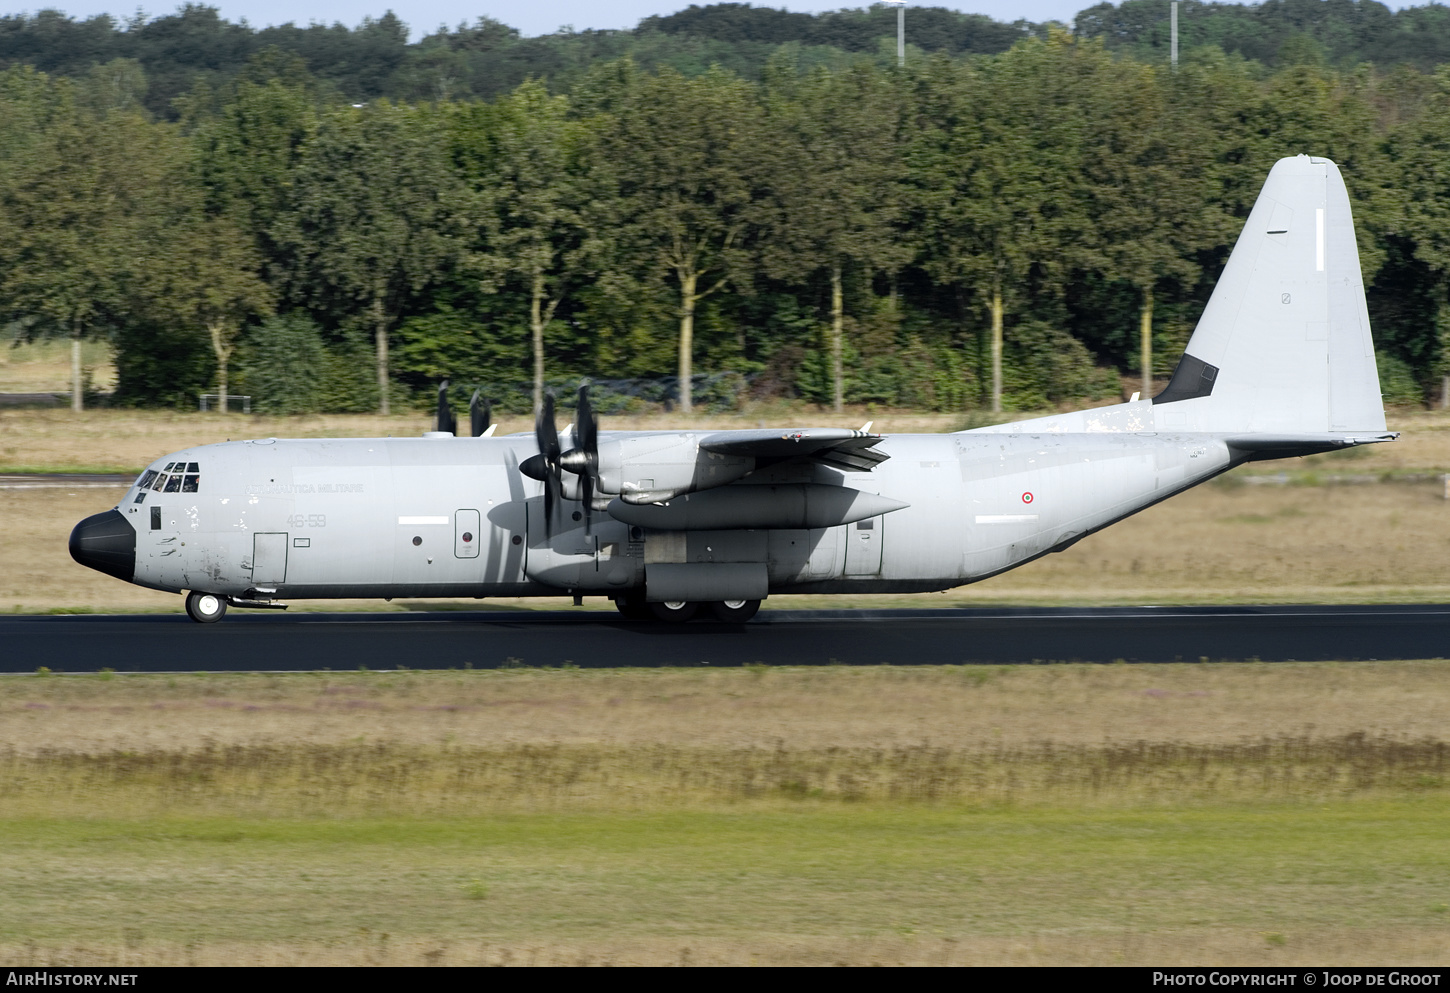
[185,591,228,624]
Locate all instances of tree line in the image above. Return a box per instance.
[9,3,1450,120]
[4,26,1450,416]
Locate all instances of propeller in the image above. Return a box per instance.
[519,391,562,534]
[559,384,600,532]
[435,380,456,435]
[469,389,491,438]
[519,384,602,536]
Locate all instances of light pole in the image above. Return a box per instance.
[886,1,905,67]
[1171,1,1179,70]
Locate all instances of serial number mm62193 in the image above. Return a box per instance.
[286,514,327,528]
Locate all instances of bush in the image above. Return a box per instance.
[237,314,376,414]
[1376,351,1422,407]
[1002,319,1118,410]
[111,320,215,408]
[236,314,327,414]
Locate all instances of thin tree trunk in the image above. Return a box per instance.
[373,297,390,417]
[1140,285,1154,399]
[209,322,230,414]
[71,319,83,413]
[531,271,546,417]
[679,272,696,415]
[831,265,844,414]
[989,280,1003,414]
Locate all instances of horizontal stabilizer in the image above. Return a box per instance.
[1226,432,1397,458]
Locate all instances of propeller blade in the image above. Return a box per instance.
[580,470,593,535]
[533,391,561,536]
[575,383,596,455]
[575,384,597,533]
[536,391,560,464]
[470,390,490,438]
[543,470,558,536]
[436,379,454,435]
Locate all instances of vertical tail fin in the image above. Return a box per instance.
[1153,155,1387,437]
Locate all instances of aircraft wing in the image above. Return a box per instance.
[698,428,889,472]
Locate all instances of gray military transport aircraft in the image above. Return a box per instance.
[70,155,1395,623]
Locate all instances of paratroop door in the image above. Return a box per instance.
[455,509,480,558]
[844,517,883,576]
[252,532,288,585]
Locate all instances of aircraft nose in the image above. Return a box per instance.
[69,509,136,582]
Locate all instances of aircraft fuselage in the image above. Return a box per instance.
[106,426,1235,603]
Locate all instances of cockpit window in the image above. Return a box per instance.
[147,462,201,493]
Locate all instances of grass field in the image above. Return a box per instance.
[1,664,1447,966]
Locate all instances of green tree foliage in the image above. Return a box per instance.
[452,82,603,414]
[760,61,910,412]
[0,67,164,409]
[596,63,765,413]
[1076,0,1450,71]
[10,5,1450,413]
[276,101,465,413]
[913,33,1096,412]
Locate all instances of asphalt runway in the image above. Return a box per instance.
[1,604,1445,672]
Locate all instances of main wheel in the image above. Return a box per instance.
[613,591,651,620]
[185,591,228,624]
[709,599,761,623]
[647,600,699,623]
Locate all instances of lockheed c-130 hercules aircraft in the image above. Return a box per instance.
[70,156,1395,623]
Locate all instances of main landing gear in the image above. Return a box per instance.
[612,593,761,624]
[184,591,228,624]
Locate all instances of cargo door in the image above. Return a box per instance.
[455,509,480,558]
[251,532,289,586]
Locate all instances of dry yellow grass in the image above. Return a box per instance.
[3,665,1448,816]
[2,667,1449,967]
[5,663,1449,755]
[0,339,116,394]
[4,929,1447,967]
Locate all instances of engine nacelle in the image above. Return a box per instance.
[594,434,754,503]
